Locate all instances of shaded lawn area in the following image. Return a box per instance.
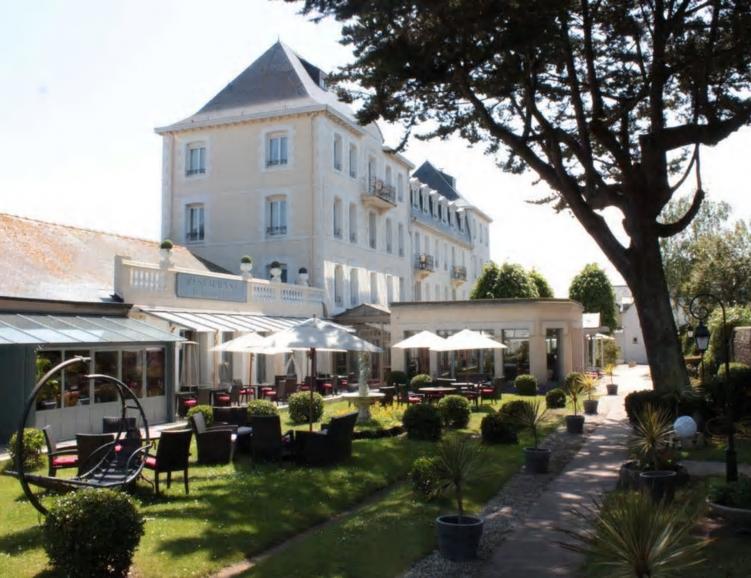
[0,395,560,578]
[680,437,751,464]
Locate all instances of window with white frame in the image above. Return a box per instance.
[368,211,377,249]
[349,144,357,177]
[266,133,288,167]
[350,268,359,305]
[414,231,420,256]
[386,275,394,304]
[333,134,343,171]
[397,174,404,202]
[398,223,405,257]
[370,272,378,303]
[349,203,357,243]
[333,198,343,239]
[186,143,206,176]
[266,197,287,236]
[334,265,344,306]
[185,203,205,242]
[414,280,422,301]
[444,243,448,270]
[385,218,393,254]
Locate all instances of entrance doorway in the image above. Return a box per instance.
[545,328,563,384]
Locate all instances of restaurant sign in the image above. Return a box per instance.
[176,273,247,303]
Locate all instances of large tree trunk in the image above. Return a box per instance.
[623,232,689,392]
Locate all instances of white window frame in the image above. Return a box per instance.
[266,132,289,167]
[385,218,393,254]
[333,197,343,239]
[369,271,378,303]
[185,203,205,243]
[349,203,358,243]
[186,142,206,177]
[333,133,343,172]
[265,196,288,237]
[350,268,359,306]
[349,144,358,178]
[368,211,377,250]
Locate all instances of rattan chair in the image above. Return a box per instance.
[189,412,234,464]
[248,415,295,462]
[144,429,192,495]
[41,426,78,477]
[294,412,358,466]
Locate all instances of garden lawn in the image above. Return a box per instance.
[680,437,751,464]
[0,395,561,578]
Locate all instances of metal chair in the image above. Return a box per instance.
[41,425,78,477]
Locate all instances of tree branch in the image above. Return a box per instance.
[655,187,705,237]
[652,107,751,150]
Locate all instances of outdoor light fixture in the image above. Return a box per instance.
[688,293,737,482]
[686,325,694,339]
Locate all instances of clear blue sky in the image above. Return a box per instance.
[1,0,749,296]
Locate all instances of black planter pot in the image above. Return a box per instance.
[583,399,599,415]
[436,515,484,561]
[565,415,585,434]
[618,461,690,491]
[606,384,619,396]
[524,447,551,474]
[640,470,678,503]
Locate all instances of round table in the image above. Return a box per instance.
[419,386,457,403]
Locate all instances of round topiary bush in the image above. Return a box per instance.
[402,403,443,441]
[514,374,538,396]
[437,395,471,429]
[288,392,324,424]
[43,488,144,577]
[247,399,279,417]
[187,404,213,426]
[480,413,519,444]
[410,456,442,499]
[545,388,567,409]
[499,400,530,427]
[410,374,433,390]
[8,428,46,470]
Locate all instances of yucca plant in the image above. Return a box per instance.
[560,491,705,578]
[514,399,549,448]
[434,435,482,520]
[564,372,587,416]
[630,404,674,471]
[582,374,598,401]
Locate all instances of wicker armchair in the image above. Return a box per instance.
[144,429,192,495]
[213,406,252,453]
[189,412,235,464]
[294,412,358,466]
[248,415,295,462]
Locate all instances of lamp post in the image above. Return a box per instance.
[688,293,738,482]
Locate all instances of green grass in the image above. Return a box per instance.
[680,437,751,464]
[0,396,562,578]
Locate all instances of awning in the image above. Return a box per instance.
[141,309,305,334]
[0,314,183,345]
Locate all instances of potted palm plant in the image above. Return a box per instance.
[605,363,618,395]
[582,374,599,415]
[564,372,585,434]
[434,435,484,561]
[515,399,551,474]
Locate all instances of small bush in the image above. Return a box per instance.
[708,476,751,509]
[8,428,46,470]
[402,403,443,441]
[187,404,213,426]
[410,374,433,389]
[388,370,408,385]
[564,372,585,391]
[288,391,324,424]
[480,413,519,444]
[499,400,530,426]
[247,399,278,417]
[410,456,442,499]
[545,388,567,409]
[43,488,144,577]
[514,374,537,396]
[624,390,670,423]
[438,395,471,428]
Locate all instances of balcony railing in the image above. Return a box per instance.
[266,158,288,167]
[186,168,206,176]
[451,265,467,281]
[266,225,287,236]
[185,230,204,242]
[415,254,435,272]
[361,177,397,211]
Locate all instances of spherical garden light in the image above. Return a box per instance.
[674,415,698,440]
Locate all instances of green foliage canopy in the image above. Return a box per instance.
[569,264,617,330]
[471,261,546,299]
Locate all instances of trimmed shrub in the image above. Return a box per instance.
[514,374,537,396]
[388,370,408,385]
[716,362,751,388]
[402,403,443,441]
[8,428,46,470]
[410,373,433,390]
[410,456,442,499]
[708,476,751,509]
[480,413,519,444]
[545,388,567,409]
[288,392,324,424]
[624,390,670,423]
[437,395,471,429]
[43,488,144,577]
[187,404,213,426]
[499,400,529,428]
[247,399,279,417]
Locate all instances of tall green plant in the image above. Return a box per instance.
[434,435,482,520]
[514,399,549,449]
[630,405,673,471]
[564,372,586,416]
[560,491,705,578]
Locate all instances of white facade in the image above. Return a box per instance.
[156,42,491,314]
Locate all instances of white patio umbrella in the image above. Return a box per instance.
[211,332,291,386]
[392,330,447,349]
[261,317,382,429]
[431,329,507,351]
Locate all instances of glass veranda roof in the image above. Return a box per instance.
[0,315,183,345]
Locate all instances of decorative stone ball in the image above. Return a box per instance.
[674,415,697,439]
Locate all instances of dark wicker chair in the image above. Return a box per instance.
[397,384,423,406]
[76,433,116,476]
[102,416,138,434]
[248,415,295,462]
[144,429,192,495]
[41,425,78,477]
[294,412,358,466]
[213,406,252,453]
[189,412,235,464]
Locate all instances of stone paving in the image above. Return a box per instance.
[404,365,651,578]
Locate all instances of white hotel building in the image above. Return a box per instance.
[155,41,492,314]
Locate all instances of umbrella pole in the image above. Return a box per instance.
[309,347,317,431]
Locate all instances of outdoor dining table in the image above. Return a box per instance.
[454,382,480,408]
[419,386,457,403]
[376,385,396,405]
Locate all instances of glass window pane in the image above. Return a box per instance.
[94,351,119,403]
[64,350,90,407]
[36,351,62,410]
[146,348,165,397]
[123,351,144,398]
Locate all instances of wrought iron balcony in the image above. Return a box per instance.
[266,225,287,236]
[185,230,204,242]
[361,177,397,212]
[451,265,467,287]
[414,254,434,280]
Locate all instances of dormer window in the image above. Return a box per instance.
[186,143,206,176]
[266,133,288,167]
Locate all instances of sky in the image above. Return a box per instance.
[1,0,749,297]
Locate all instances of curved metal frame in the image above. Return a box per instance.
[15,358,152,515]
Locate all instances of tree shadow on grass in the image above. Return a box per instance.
[0,525,43,557]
